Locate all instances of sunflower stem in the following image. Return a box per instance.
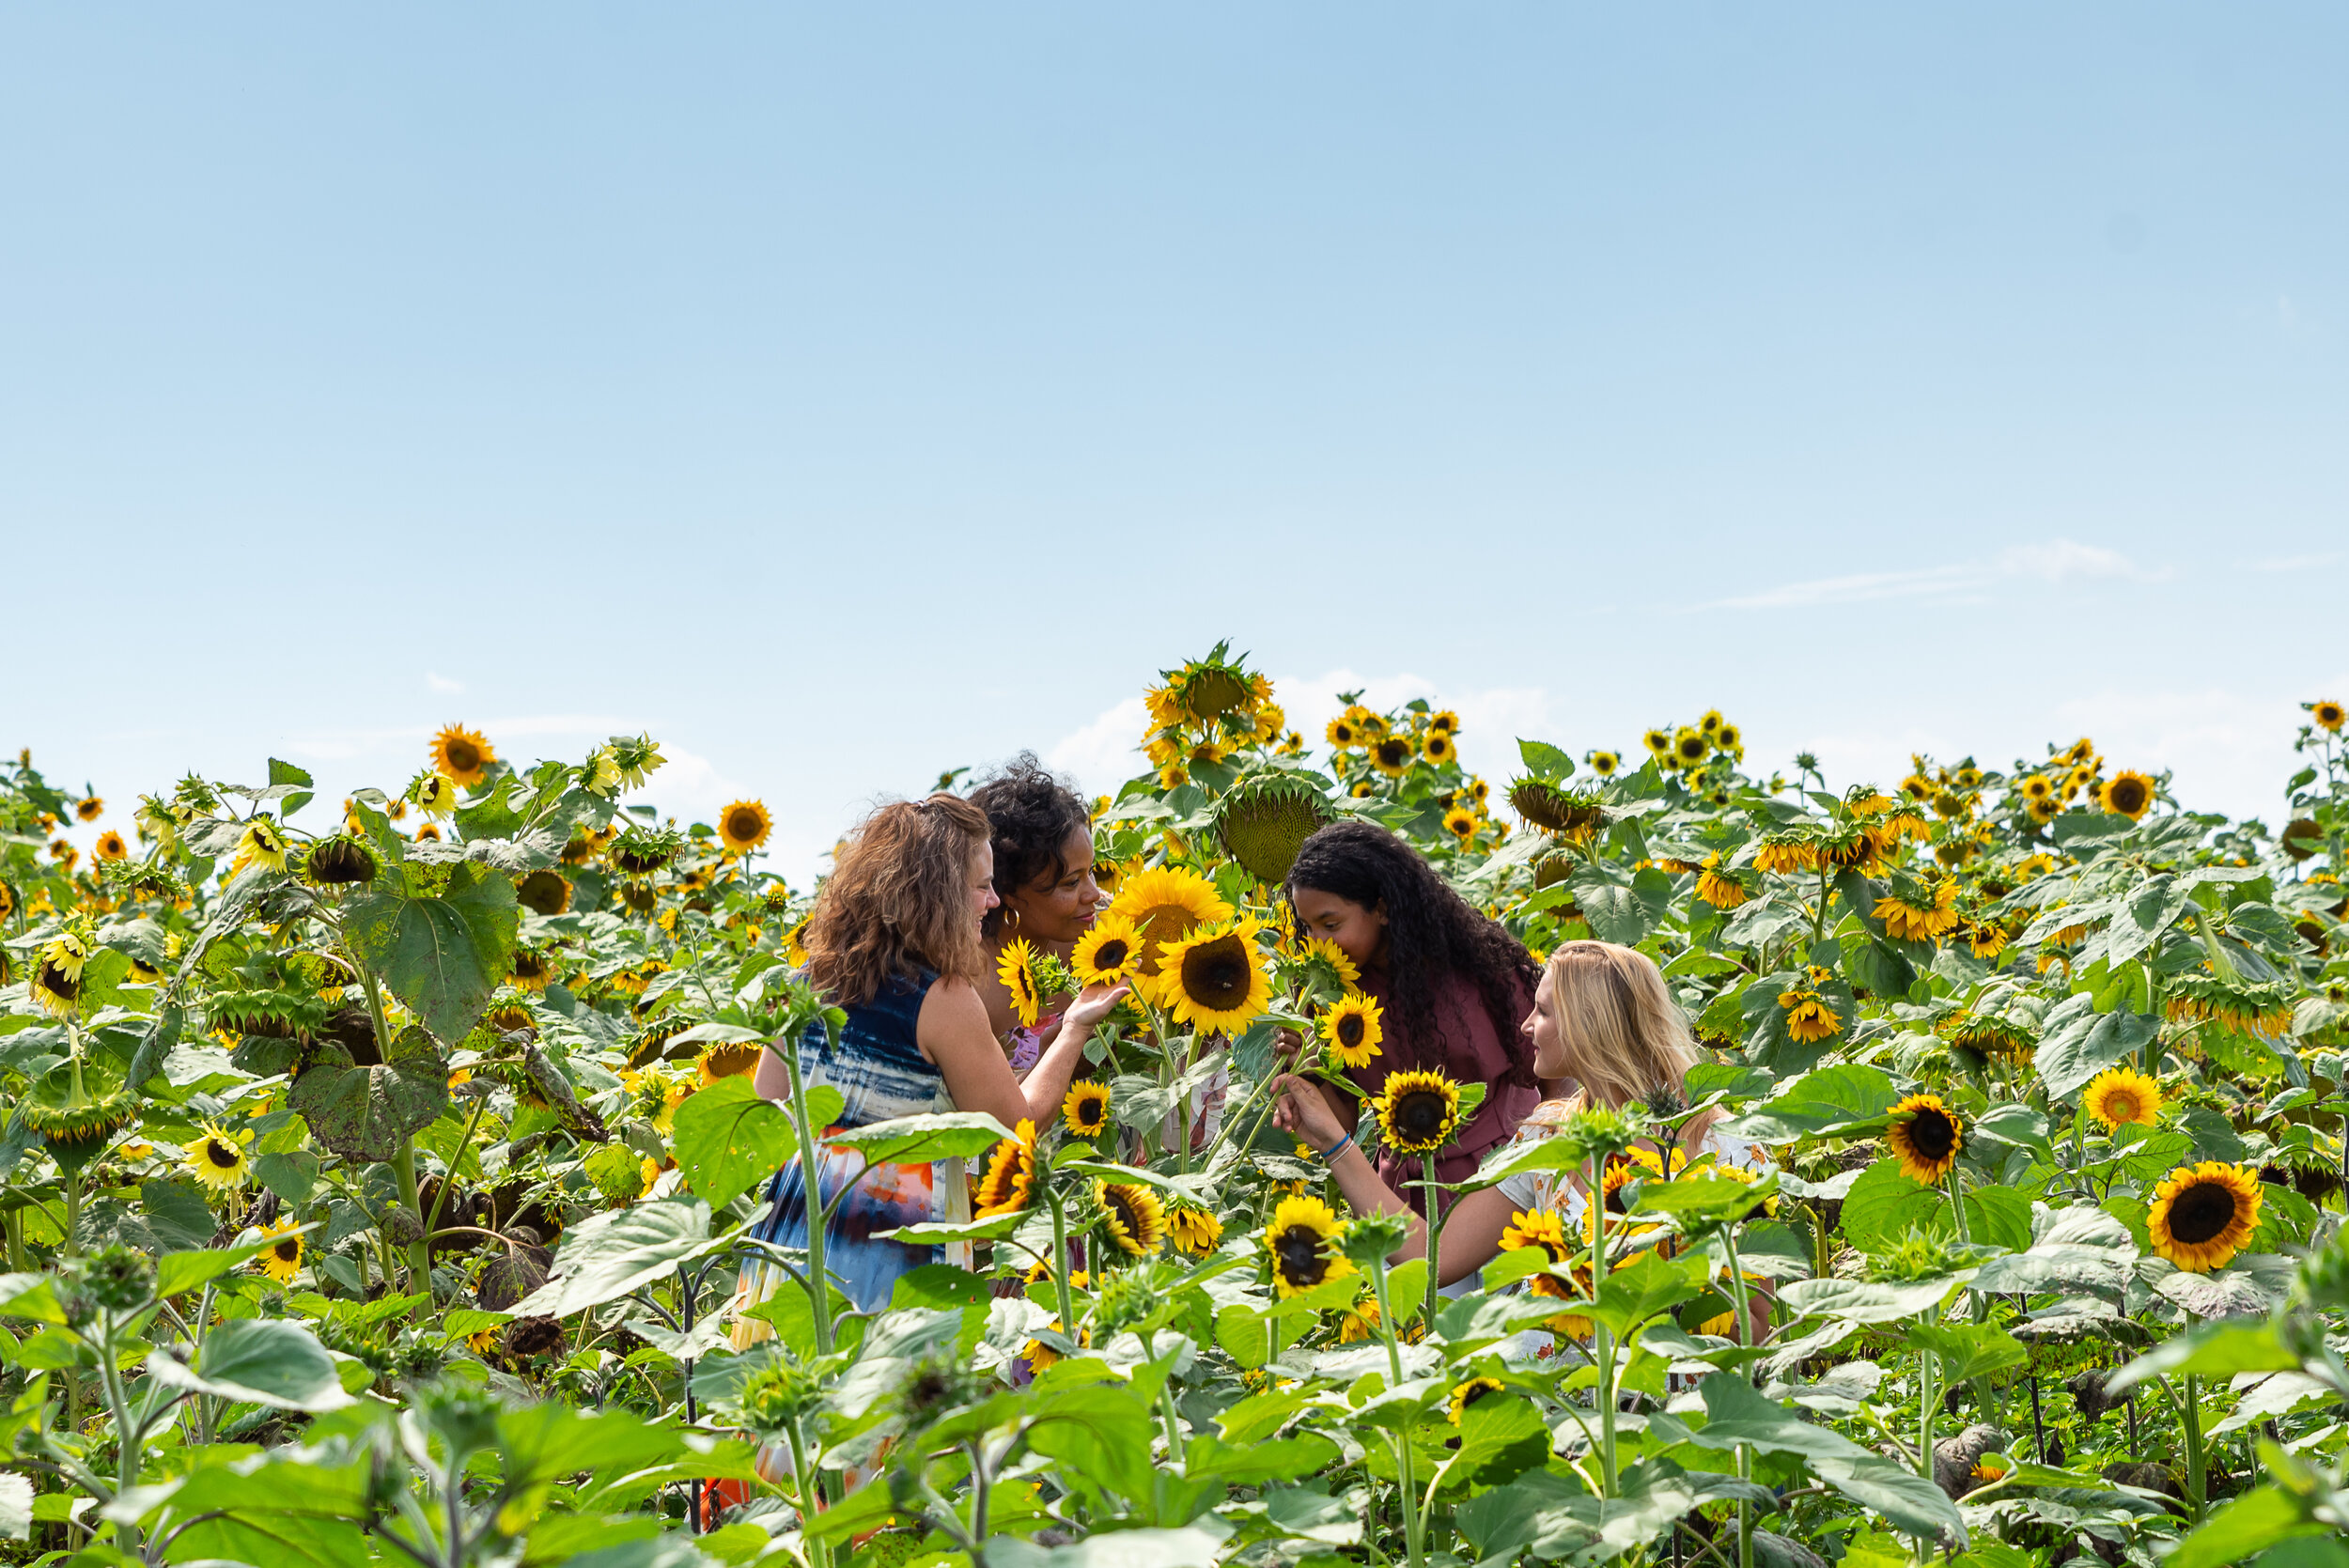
[773,1033,836,1356]
[1421,1151,1446,1331]
[2181,1369,2208,1523]
[1366,1250,1405,1385]
[1046,1187,1078,1342]
[1589,1151,1618,1498]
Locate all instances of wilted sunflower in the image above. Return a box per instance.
[2148,1162,2261,1273]
[1070,914,1141,986]
[1449,1375,1505,1424]
[1672,727,1709,768]
[1062,1079,1113,1140]
[1776,985,1841,1044]
[1264,1193,1353,1297]
[185,1122,249,1191]
[1442,807,1477,841]
[2312,699,2345,733]
[975,1120,1039,1218]
[32,934,89,1019]
[1156,920,1272,1034]
[997,937,1042,1029]
[1424,732,1457,765]
[1370,736,1415,777]
[1376,1068,1462,1155]
[1886,1094,1963,1184]
[1588,751,1620,776]
[718,799,772,854]
[2084,1066,2162,1130]
[1875,878,1961,943]
[1320,992,1384,1069]
[515,869,574,917]
[1752,836,1818,876]
[509,948,553,992]
[1097,1180,1166,1256]
[431,724,496,786]
[1168,1204,1223,1257]
[1696,855,1749,909]
[697,1041,762,1085]
[255,1218,304,1283]
[2100,771,2155,822]
[1109,865,1232,977]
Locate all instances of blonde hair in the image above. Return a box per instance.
[1543,940,1698,1110]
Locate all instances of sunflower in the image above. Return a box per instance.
[975,1120,1039,1218]
[1964,922,2010,959]
[1424,733,1457,766]
[1069,914,1141,987]
[2148,1162,2262,1273]
[1109,865,1232,976]
[32,934,88,1019]
[1338,1292,1383,1343]
[2083,1066,2162,1130]
[1449,1375,1505,1424]
[1325,717,1359,749]
[1168,1204,1223,1258]
[1672,727,1709,768]
[1776,986,1841,1044]
[1875,879,1961,943]
[428,724,498,786]
[186,1122,249,1191]
[2100,771,2155,822]
[1498,1207,1578,1296]
[718,800,772,854]
[1319,993,1385,1069]
[1264,1194,1353,1297]
[255,1218,304,1283]
[509,948,553,992]
[1753,836,1818,876]
[1092,859,1129,898]
[1155,920,1272,1034]
[1375,1068,1463,1155]
[1717,723,1742,753]
[1885,1094,1963,1184]
[1370,736,1415,777]
[1350,706,1387,738]
[2313,700,2346,733]
[1642,729,1672,758]
[92,831,129,862]
[697,1041,763,1085]
[1696,855,1749,909]
[997,938,1043,1028]
[1098,1180,1166,1256]
[235,819,289,875]
[410,772,459,819]
[1063,1080,1113,1140]
[1588,751,1620,777]
[1442,807,1478,841]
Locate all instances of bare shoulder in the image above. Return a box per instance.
[920,974,991,1032]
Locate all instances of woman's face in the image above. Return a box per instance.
[1292,886,1388,972]
[968,840,1003,927]
[1522,965,1570,1079]
[999,825,1103,944]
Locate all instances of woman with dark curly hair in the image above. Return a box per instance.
[1284,819,1548,1211]
[967,753,1106,1064]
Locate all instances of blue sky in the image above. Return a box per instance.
[5,6,2343,883]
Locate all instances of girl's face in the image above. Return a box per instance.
[998,826,1103,944]
[1292,886,1388,972]
[1522,965,1570,1079]
[968,840,1003,927]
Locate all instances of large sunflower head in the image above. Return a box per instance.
[185,1122,250,1192]
[255,1218,304,1283]
[1264,1194,1353,1298]
[2083,1067,2162,1131]
[21,1061,135,1175]
[1071,914,1142,986]
[1885,1094,1963,1184]
[1062,1080,1113,1141]
[718,800,772,854]
[1319,992,1385,1070]
[1108,865,1232,977]
[2100,771,2155,822]
[1155,920,1272,1035]
[974,1120,1039,1218]
[1375,1068,1463,1155]
[2148,1161,2262,1273]
[513,869,574,917]
[1097,1180,1166,1257]
[1214,775,1332,884]
[997,937,1043,1029]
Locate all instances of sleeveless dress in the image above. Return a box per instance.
[730,970,972,1340]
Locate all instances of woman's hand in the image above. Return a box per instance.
[1271,1072,1348,1152]
[1061,982,1131,1036]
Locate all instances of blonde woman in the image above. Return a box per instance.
[1273,939,1762,1285]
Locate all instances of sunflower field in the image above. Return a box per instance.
[4,653,2349,1568]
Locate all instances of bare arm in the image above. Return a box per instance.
[923,977,1130,1131]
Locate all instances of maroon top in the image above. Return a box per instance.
[1343,966,1537,1214]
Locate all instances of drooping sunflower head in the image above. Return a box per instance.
[431,723,496,786]
[696,1041,763,1085]
[1375,1068,1463,1155]
[1168,1204,1223,1258]
[2312,699,2346,733]
[32,934,89,1019]
[718,800,772,855]
[186,1122,250,1191]
[974,1120,1039,1218]
[303,834,380,887]
[235,818,290,875]
[21,1061,136,1173]
[1264,1194,1352,1298]
[1108,865,1232,977]
[1319,992,1385,1070]
[1885,1094,1963,1184]
[2100,771,2155,822]
[1214,775,1333,884]
[2148,1161,2262,1273]
[508,948,553,992]
[997,937,1042,1029]
[607,826,684,877]
[1097,1180,1166,1257]
[1062,1079,1113,1140]
[255,1218,305,1283]
[1449,1375,1505,1424]
[1156,920,1271,1034]
[2082,1066,2161,1130]
[514,869,574,917]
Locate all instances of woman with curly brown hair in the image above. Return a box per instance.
[743,792,1127,1312]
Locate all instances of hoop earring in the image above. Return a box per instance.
[1003,906,1020,934]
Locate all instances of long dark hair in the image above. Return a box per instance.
[967,753,1090,939]
[1284,819,1540,1089]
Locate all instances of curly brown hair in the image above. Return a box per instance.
[803,793,991,1008]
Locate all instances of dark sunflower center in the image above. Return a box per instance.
[1679,738,1705,761]
[1460,1381,1498,1411]
[2169,1181,2237,1245]
[1092,937,1129,970]
[726,809,762,839]
[1335,1013,1366,1048]
[274,1239,301,1262]
[1379,741,1409,767]
[1274,1226,1327,1285]
[1108,1190,1144,1234]
[203,1141,239,1169]
[1180,935,1251,1010]
[2109,780,2148,814]
[1076,1100,1105,1129]
[1906,1110,1956,1161]
[516,954,547,978]
[39,962,81,1001]
[445,740,480,773]
[1393,1089,1450,1141]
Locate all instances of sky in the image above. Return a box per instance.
[4,6,2343,884]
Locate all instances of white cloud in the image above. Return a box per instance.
[1710,536,2159,611]
[2246,551,2341,573]
[427,672,464,693]
[1045,696,1150,790]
